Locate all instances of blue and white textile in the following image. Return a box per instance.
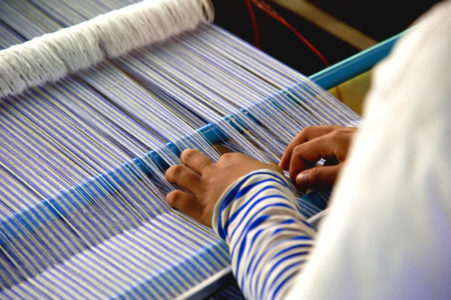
[213,170,317,299]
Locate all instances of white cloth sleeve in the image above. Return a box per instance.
[286,1,451,299]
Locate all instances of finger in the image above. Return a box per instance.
[165,164,202,194]
[280,126,339,169]
[166,190,205,223]
[180,149,213,174]
[295,165,341,192]
[288,136,339,181]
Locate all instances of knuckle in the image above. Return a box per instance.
[328,129,345,143]
[309,167,324,180]
[172,164,184,174]
[180,148,196,161]
[297,126,313,140]
[219,152,234,163]
[331,126,349,137]
[302,126,315,133]
[165,167,174,180]
[329,128,342,137]
[166,164,183,179]
[292,144,303,155]
[291,145,308,163]
[166,190,180,204]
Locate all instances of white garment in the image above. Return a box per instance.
[287,1,451,299]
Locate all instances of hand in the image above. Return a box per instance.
[165,149,282,227]
[279,126,357,191]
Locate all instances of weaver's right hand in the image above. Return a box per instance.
[279,125,357,192]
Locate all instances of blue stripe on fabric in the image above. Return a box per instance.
[245,204,296,247]
[231,200,304,279]
[247,238,312,280]
[272,244,313,260]
[235,177,288,200]
[235,215,270,271]
[271,269,299,299]
[230,200,289,254]
[217,171,289,240]
[229,196,289,241]
[260,254,307,297]
[226,184,284,228]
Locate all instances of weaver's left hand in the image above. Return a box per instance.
[165,149,282,227]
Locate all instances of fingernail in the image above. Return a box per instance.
[296,173,308,193]
[296,172,308,185]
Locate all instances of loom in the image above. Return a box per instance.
[0,0,398,298]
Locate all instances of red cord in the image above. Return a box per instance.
[249,0,330,67]
[246,0,343,100]
[245,0,262,49]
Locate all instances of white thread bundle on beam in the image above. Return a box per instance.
[0,0,213,98]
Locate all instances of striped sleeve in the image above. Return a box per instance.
[212,169,316,300]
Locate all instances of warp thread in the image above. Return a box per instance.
[0,0,214,98]
[0,1,360,296]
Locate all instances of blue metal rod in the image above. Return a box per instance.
[310,31,405,90]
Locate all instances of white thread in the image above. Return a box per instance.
[0,0,214,98]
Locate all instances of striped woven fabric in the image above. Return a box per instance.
[0,0,360,298]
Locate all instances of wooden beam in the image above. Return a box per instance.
[271,0,378,50]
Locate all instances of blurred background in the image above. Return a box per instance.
[212,0,441,114]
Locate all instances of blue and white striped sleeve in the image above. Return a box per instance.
[212,169,316,300]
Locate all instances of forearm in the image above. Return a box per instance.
[212,170,316,299]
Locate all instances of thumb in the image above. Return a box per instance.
[295,165,340,191]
